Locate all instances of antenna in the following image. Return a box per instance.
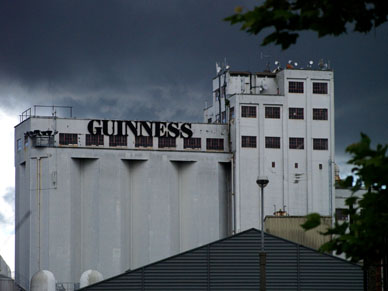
[216,62,221,74]
[318,59,324,69]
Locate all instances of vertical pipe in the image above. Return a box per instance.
[261,186,264,251]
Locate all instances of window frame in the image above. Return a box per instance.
[289,137,304,150]
[158,137,176,148]
[265,136,281,149]
[135,136,153,148]
[265,107,280,119]
[313,138,328,150]
[241,136,257,148]
[289,108,304,120]
[241,106,257,118]
[59,133,78,145]
[109,135,127,147]
[313,108,328,120]
[288,81,304,93]
[86,134,104,146]
[183,137,201,149]
[313,82,328,94]
[206,138,224,150]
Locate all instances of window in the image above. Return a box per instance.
[230,107,235,119]
[335,208,348,221]
[289,81,304,93]
[206,138,224,150]
[59,133,78,145]
[289,138,304,149]
[215,89,220,101]
[158,137,176,148]
[272,162,275,168]
[221,111,226,123]
[313,138,328,150]
[241,106,256,118]
[24,135,29,147]
[295,163,298,169]
[86,134,104,146]
[313,82,328,94]
[289,108,304,119]
[319,163,323,170]
[265,137,281,149]
[265,107,280,119]
[135,136,153,147]
[109,135,127,147]
[207,118,212,124]
[241,136,257,148]
[184,138,201,149]
[313,108,328,120]
[17,138,22,151]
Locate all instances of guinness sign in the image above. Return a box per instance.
[87,120,193,138]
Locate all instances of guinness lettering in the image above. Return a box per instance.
[87,120,193,138]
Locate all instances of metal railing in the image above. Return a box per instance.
[19,105,73,123]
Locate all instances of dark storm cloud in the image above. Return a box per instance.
[0,0,387,167]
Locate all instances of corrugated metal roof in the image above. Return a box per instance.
[80,229,363,290]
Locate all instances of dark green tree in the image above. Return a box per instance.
[225,0,388,49]
[302,134,388,290]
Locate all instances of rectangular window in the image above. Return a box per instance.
[265,137,281,149]
[313,82,328,94]
[289,137,304,149]
[335,208,348,221]
[230,107,235,119]
[313,108,328,120]
[241,136,257,148]
[206,138,224,150]
[295,163,298,169]
[86,134,104,146]
[184,137,201,149]
[241,106,256,118]
[207,118,212,124]
[158,137,176,148]
[135,136,153,147]
[221,111,226,123]
[109,135,127,147]
[17,138,22,151]
[313,138,328,150]
[289,81,304,93]
[319,163,323,170]
[289,108,304,119]
[265,107,280,119]
[59,133,78,145]
[272,162,275,168]
[215,89,220,101]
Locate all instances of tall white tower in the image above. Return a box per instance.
[204,64,335,232]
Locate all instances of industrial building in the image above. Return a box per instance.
[14,64,335,289]
[79,229,364,291]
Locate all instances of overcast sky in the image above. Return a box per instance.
[1,0,387,273]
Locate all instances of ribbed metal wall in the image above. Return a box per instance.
[81,229,363,291]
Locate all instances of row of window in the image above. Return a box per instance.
[289,81,328,94]
[270,162,324,170]
[241,136,328,150]
[242,106,328,120]
[59,134,225,150]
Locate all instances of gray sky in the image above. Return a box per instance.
[1,0,387,165]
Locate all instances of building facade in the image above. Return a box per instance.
[204,68,335,232]
[15,66,335,289]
